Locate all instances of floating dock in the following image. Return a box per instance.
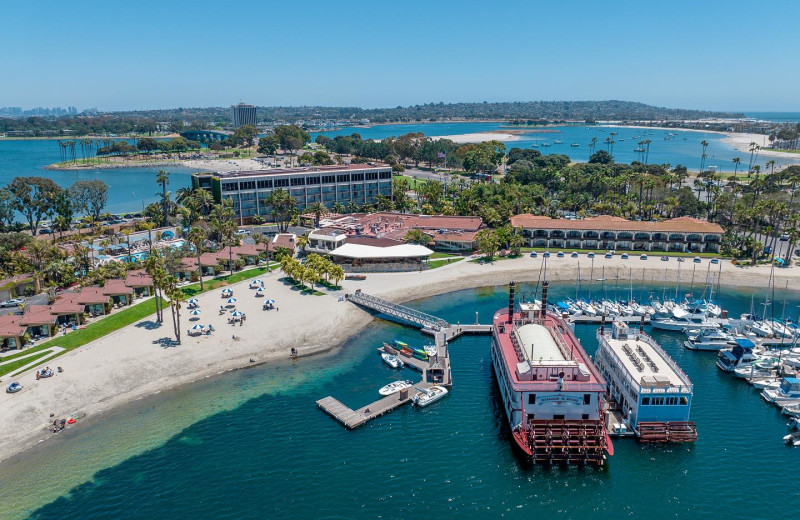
[569,315,651,325]
[316,291,492,429]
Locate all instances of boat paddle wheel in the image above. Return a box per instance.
[637,421,698,443]
[516,419,609,466]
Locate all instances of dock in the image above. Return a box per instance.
[569,315,650,325]
[316,291,492,429]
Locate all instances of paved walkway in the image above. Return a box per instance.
[1,347,65,378]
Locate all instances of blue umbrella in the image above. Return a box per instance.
[190,324,205,330]
[188,298,199,304]
[190,309,201,316]
[231,311,243,317]
[226,298,237,304]
[265,299,275,304]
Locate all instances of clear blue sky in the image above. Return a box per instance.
[3,0,799,112]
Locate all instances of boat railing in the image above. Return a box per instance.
[637,333,694,389]
[510,325,527,363]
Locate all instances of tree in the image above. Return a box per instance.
[156,170,170,227]
[209,200,236,272]
[273,125,310,155]
[312,151,334,165]
[0,188,16,230]
[69,179,108,223]
[52,188,74,241]
[231,125,258,147]
[303,202,328,228]
[404,229,432,246]
[298,152,314,165]
[166,277,184,345]
[263,189,297,232]
[137,138,159,153]
[187,227,207,290]
[7,176,60,235]
[588,150,613,164]
[257,134,280,155]
[475,229,499,259]
[144,249,167,323]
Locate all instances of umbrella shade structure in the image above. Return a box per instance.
[188,298,199,304]
[231,311,243,317]
[265,299,275,304]
[221,289,233,296]
[190,324,205,330]
[189,309,201,316]
[249,280,263,288]
[255,287,265,292]
[226,298,237,304]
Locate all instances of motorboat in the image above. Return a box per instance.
[751,378,782,390]
[381,353,404,369]
[716,339,759,372]
[750,321,774,337]
[411,348,429,361]
[412,385,449,407]
[685,299,722,318]
[576,300,597,317]
[783,430,800,446]
[781,403,800,418]
[423,345,438,357]
[734,359,779,379]
[378,380,414,396]
[762,377,800,405]
[684,328,735,351]
[769,320,794,338]
[6,381,21,393]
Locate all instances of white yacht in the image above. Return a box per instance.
[378,380,414,396]
[381,353,404,369]
[411,385,449,407]
[762,378,800,405]
[716,339,759,372]
[652,307,717,332]
[684,328,735,351]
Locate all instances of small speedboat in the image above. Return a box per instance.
[381,353,404,369]
[6,381,22,393]
[423,345,437,357]
[751,378,782,390]
[411,348,429,361]
[379,380,414,396]
[412,386,449,407]
[783,430,800,446]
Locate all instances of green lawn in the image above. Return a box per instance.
[0,351,53,377]
[429,252,461,259]
[428,258,463,269]
[0,298,165,378]
[180,265,275,297]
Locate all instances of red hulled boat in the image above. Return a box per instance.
[491,281,613,465]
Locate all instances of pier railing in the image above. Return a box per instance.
[346,291,450,331]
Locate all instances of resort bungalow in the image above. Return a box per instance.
[0,315,26,350]
[78,287,111,317]
[175,258,200,281]
[49,294,85,325]
[19,305,57,340]
[125,270,154,298]
[103,278,133,307]
[328,237,433,272]
[268,233,297,255]
[510,215,724,253]
[229,245,261,265]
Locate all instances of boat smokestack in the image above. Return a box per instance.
[600,313,605,335]
[540,281,549,322]
[507,281,516,324]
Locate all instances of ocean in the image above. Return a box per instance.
[3,282,800,519]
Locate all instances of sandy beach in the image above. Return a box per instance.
[0,255,795,464]
[435,132,523,144]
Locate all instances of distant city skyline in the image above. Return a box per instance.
[2,0,800,112]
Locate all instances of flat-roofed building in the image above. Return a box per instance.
[191,164,393,223]
[232,102,257,127]
[510,215,723,253]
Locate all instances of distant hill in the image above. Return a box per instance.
[110,101,741,124]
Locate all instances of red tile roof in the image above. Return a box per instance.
[509,215,724,234]
[103,279,133,296]
[125,270,153,287]
[269,234,296,251]
[20,305,57,326]
[0,315,25,337]
[179,257,200,272]
[50,294,84,315]
[231,244,259,257]
[77,287,109,305]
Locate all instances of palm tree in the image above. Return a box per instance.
[303,202,328,228]
[732,157,741,178]
[404,229,432,246]
[192,188,215,218]
[187,227,207,290]
[156,169,170,226]
[699,140,709,173]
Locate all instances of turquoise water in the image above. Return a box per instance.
[0,139,198,215]
[4,283,800,519]
[315,122,798,172]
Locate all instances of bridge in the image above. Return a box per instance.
[345,290,450,332]
[179,129,232,143]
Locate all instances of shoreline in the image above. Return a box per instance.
[1,255,798,465]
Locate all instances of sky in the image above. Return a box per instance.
[2,0,800,113]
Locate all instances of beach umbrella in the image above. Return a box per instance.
[221,288,233,295]
[226,298,237,304]
[231,311,243,317]
[251,279,262,286]
[190,324,205,330]
[190,309,201,316]
[188,298,199,304]
[255,286,265,292]
[265,299,275,304]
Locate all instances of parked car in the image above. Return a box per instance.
[571,252,579,258]
[542,251,550,258]
[529,252,537,258]
[711,258,719,264]
[640,254,648,260]
[780,233,790,241]
[621,253,629,259]
[587,252,595,258]
[661,256,669,262]
[693,256,702,263]
[0,298,25,308]
[677,257,685,262]
[557,251,565,258]
[604,252,613,259]
[38,228,52,234]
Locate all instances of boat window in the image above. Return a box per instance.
[528,394,536,404]
[582,414,589,420]
[642,397,650,405]
[583,394,591,405]
[680,397,688,405]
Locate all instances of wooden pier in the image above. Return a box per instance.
[569,315,651,325]
[318,291,492,429]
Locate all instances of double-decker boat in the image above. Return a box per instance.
[491,281,612,465]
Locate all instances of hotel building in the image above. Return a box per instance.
[231,102,257,127]
[191,163,394,223]
[510,215,723,253]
